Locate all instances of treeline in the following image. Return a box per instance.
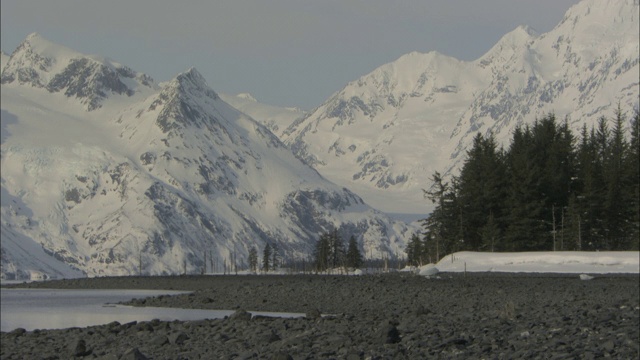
[416,108,639,264]
[241,231,367,274]
[313,229,364,272]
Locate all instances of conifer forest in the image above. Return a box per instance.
[412,108,640,265]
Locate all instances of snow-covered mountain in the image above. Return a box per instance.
[0,51,9,75]
[283,0,639,214]
[0,34,414,280]
[218,92,304,137]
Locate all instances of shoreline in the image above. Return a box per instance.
[2,273,639,359]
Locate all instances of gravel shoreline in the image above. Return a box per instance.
[2,273,639,359]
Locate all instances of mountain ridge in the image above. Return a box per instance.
[1,37,414,280]
[282,0,639,214]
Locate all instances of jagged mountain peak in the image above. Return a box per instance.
[553,0,638,46]
[561,0,638,26]
[146,67,230,138]
[475,25,538,70]
[1,33,156,111]
[20,32,73,56]
[363,50,461,87]
[488,25,538,52]
[164,67,218,101]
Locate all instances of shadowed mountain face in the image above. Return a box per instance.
[0,34,413,280]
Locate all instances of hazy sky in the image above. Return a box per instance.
[1,0,581,109]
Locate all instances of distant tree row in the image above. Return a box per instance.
[313,229,364,272]
[421,108,639,261]
[244,232,366,274]
[247,243,280,273]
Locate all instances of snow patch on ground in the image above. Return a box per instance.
[421,251,640,274]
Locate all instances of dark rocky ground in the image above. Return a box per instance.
[1,272,639,359]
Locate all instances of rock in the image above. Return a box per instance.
[168,331,189,345]
[602,340,615,351]
[415,304,431,316]
[230,309,252,322]
[74,338,92,357]
[135,322,154,332]
[579,274,594,281]
[8,328,26,337]
[270,352,294,360]
[263,330,281,343]
[95,353,119,360]
[119,347,148,360]
[306,308,322,320]
[237,351,257,360]
[380,323,401,344]
[150,334,168,346]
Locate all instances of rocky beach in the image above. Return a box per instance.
[2,273,639,359]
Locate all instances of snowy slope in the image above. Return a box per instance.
[283,0,639,214]
[1,34,415,280]
[219,92,304,137]
[0,51,9,75]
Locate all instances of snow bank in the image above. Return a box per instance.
[432,251,639,274]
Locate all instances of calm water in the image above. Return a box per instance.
[1,288,304,332]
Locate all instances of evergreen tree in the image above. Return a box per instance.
[405,233,427,266]
[604,107,628,249]
[480,212,500,252]
[574,125,600,249]
[424,107,637,253]
[271,243,278,271]
[248,247,258,273]
[588,118,610,249]
[562,194,583,250]
[329,229,346,269]
[504,124,547,250]
[313,232,331,272]
[262,243,272,272]
[346,235,364,269]
[457,132,507,250]
[423,172,460,260]
[627,110,640,249]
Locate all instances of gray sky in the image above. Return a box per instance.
[1,0,580,109]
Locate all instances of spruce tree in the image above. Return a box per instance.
[481,212,500,252]
[405,233,425,266]
[314,232,331,272]
[505,124,547,250]
[248,247,258,273]
[329,229,346,269]
[604,107,628,249]
[627,110,640,249]
[271,243,278,271]
[423,172,460,259]
[262,243,272,272]
[423,107,637,252]
[346,235,364,269]
[457,133,507,250]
